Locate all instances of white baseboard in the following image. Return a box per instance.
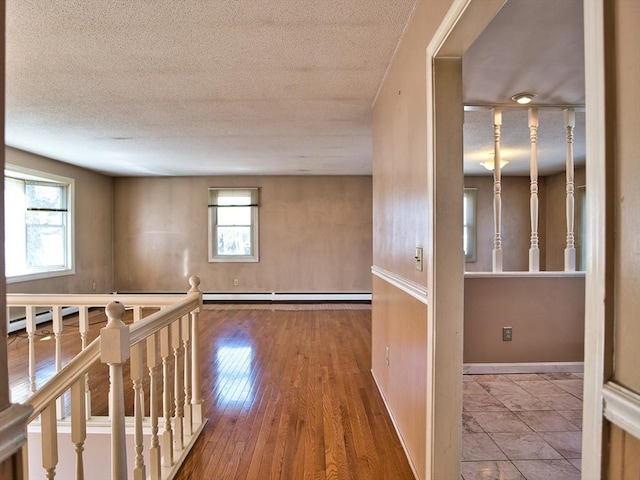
[7,306,80,334]
[463,362,584,375]
[202,292,371,302]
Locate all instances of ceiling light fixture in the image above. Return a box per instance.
[511,92,535,104]
[480,157,509,171]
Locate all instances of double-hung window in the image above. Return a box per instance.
[463,187,477,262]
[4,166,74,282]
[208,188,259,262]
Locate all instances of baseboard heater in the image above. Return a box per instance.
[8,306,80,335]
[202,292,372,302]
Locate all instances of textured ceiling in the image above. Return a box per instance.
[6,0,585,177]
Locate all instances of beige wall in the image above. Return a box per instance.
[371,1,456,478]
[113,175,372,293]
[5,148,114,295]
[371,277,427,480]
[464,275,585,363]
[610,0,640,472]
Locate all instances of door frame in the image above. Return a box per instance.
[425,0,607,477]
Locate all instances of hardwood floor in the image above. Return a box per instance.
[7,306,415,480]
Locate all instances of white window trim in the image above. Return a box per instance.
[208,187,259,263]
[5,164,75,283]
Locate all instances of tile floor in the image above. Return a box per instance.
[461,372,583,480]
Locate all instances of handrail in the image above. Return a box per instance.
[7,292,187,308]
[24,291,199,422]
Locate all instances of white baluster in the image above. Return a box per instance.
[564,108,577,271]
[79,306,92,419]
[172,319,184,451]
[182,314,192,436]
[492,108,503,272]
[132,306,145,419]
[26,306,37,394]
[100,301,129,480]
[52,306,64,419]
[189,276,203,425]
[160,325,174,467]
[147,332,161,480]
[131,323,147,480]
[528,107,540,272]
[41,401,58,479]
[71,378,86,480]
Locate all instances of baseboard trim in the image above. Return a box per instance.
[202,292,371,302]
[370,371,419,480]
[463,362,584,375]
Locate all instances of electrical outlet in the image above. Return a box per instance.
[92,281,97,292]
[385,346,390,366]
[502,326,513,342]
[233,279,239,286]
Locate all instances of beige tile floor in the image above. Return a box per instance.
[461,373,583,480]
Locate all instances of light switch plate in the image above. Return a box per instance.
[415,247,423,271]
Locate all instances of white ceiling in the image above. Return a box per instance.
[5,0,585,177]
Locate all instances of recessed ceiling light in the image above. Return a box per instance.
[511,93,535,104]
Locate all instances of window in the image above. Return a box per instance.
[4,165,74,282]
[208,188,259,262]
[463,187,477,262]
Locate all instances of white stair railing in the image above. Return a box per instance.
[8,275,205,480]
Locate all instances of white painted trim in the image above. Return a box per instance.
[463,362,584,375]
[464,271,585,279]
[0,403,33,463]
[371,371,419,480]
[203,292,371,302]
[371,266,428,305]
[582,0,608,477]
[603,383,640,441]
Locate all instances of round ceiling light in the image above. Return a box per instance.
[511,93,536,104]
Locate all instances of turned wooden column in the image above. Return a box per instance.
[528,108,540,272]
[564,108,577,271]
[492,108,504,272]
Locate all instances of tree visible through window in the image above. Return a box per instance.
[4,166,74,282]
[208,188,259,262]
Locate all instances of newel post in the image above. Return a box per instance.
[188,275,204,425]
[100,301,130,480]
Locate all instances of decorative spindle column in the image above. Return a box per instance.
[52,306,64,419]
[100,301,130,480]
[71,379,86,480]
[528,108,540,271]
[492,108,504,272]
[182,314,193,436]
[160,325,174,467]
[189,276,204,425]
[41,402,59,480]
[564,108,576,271]
[26,306,37,394]
[147,332,162,480]
[131,307,147,480]
[79,307,92,419]
[171,319,184,451]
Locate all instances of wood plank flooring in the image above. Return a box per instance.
[7,306,415,480]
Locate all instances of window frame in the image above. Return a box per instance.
[463,187,477,263]
[5,164,75,283]
[208,187,260,263]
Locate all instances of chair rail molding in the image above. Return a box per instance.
[371,265,428,305]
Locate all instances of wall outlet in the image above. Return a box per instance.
[385,346,390,366]
[233,279,239,286]
[92,281,97,292]
[502,326,513,342]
